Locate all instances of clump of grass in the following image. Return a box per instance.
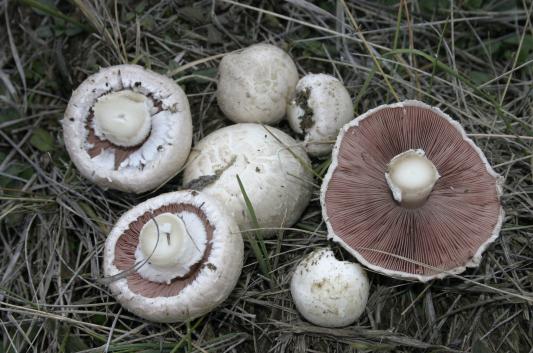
[1,1,532,352]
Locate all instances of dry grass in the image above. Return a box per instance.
[1,0,532,352]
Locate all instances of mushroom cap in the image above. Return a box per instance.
[287,73,354,156]
[103,190,243,322]
[290,248,369,328]
[63,64,193,193]
[321,100,504,282]
[216,44,299,124]
[182,123,313,234]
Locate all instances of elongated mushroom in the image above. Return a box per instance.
[217,44,298,124]
[287,73,354,156]
[321,100,504,281]
[182,123,313,234]
[63,64,192,193]
[291,248,369,327]
[104,190,243,322]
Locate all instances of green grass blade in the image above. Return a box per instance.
[236,175,272,284]
[18,0,92,31]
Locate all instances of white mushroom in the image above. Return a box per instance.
[182,123,313,234]
[63,64,193,193]
[217,44,299,124]
[103,190,243,322]
[287,74,353,156]
[290,248,369,328]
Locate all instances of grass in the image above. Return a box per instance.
[1,0,533,352]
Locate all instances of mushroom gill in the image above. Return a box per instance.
[114,203,214,297]
[323,102,503,280]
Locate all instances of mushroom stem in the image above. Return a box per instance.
[137,212,207,283]
[385,149,440,208]
[93,90,152,147]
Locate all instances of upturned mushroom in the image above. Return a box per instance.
[291,248,369,327]
[321,100,504,281]
[217,44,299,124]
[103,190,243,322]
[63,64,192,193]
[182,123,313,234]
[287,73,354,156]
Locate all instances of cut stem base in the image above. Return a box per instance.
[385,149,440,208]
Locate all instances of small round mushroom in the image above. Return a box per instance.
[217,44,299,124]
[182,123,313,234]
[291,248,369,328]
[103,190,243,322]
[321,100,504,281]
[63,64,193,193]
[287,73,353,156]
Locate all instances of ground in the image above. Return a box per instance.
[1,0,532,352]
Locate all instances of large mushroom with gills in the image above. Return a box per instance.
[321,100,504,281]
[182,123,313,234]
[103,190,243,322]
[63,64,192,193]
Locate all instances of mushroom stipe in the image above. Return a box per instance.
[85,95,163,170]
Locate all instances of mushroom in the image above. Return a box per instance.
[321,100,504,281]
[287,73,354,156]
[182,123,313,234]
[63,64,193,193]
[290,248,369,328]
[104,190,243,322]
[217,44,299,124]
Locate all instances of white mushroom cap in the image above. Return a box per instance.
[182,123,313,234]
[287,74,353,156]
[290,248,370,328]
[103,190,243,323]
[217,44,299,124]
[62,64,193,193]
